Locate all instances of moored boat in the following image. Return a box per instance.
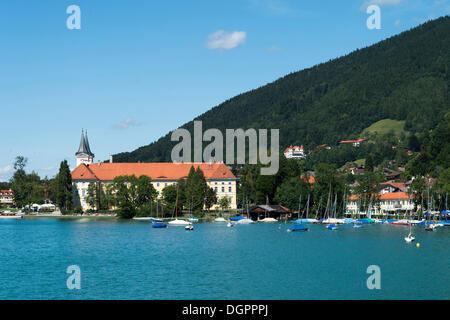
[152,222,167,228]
[0,212,23,219]
[287,224,309,232]
[259,217,277,223]
[326,223,337,230]
[236,218,254,224]
[168,219,191,226]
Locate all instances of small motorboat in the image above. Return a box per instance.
[152,222,167,228]
[214,217,227,223]
[168,219,191,226]
[353,222,364,228]
[259,217,278,223]
[227,221,234,227]
[287,224,309,232]
[425,224,436,231]
[391,221,410,226]
[326,223,337,230]
[236,218,254,224]
[185,225,194,231]
[405,224,415,242]
[0,212,23,219]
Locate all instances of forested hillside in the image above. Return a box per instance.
[113,16,450,164]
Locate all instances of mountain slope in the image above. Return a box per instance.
[113,16,450,163]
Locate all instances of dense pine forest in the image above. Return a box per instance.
[112,16,450,171]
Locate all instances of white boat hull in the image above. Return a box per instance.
[259,218,278,223]
[237,219,255,224]
[168,219,191,226]
[0,215,23,219]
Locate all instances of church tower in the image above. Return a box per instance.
[75,130,95,167]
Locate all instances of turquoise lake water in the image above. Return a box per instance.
[0,217,448,300]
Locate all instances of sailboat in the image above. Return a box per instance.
[404,222,415,242]
[237,198,254,224]
[424,186,436,231]
[152,199,167,228]
[354,198,363,228]
[327,194,338,230]
[288,195,309,231]
[168,185,191,226]
[187,196,199,222]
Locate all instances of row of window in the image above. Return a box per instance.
[214,186,233,193]
[349,200,411,205]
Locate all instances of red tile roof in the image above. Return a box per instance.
[339,138,366,144]
[300,175,315,184]
[349,192,411,201]
[72,162,236,181]
[0,190,13,196]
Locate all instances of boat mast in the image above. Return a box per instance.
[333,193,337,219]
[174,184,179,220]
[306,193,310,219]
[325,183,331,220]
[298,195,302,219]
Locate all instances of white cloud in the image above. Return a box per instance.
[0,165,13,182]
[207,30,247,50]
[0,165,13,175]
[114,118,140,129]
[395,19,401,26]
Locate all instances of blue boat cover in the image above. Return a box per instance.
[230,216,244,221]
[292,219,311,224]
[152,222,167,228]
[289,224,308,231]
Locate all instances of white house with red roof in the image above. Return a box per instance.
[284,145,306,159]
[345,191,416,217]
[71,132,237,211]
[0,189,14,207]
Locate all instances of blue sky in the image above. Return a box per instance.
[0,0,449,181]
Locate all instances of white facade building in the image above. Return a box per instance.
[284,145,306,159]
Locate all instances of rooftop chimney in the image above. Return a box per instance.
[110,155,113,163]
